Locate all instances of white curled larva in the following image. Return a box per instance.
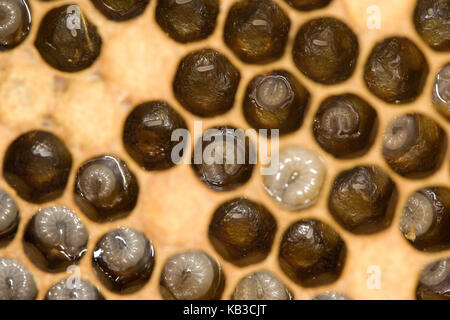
[263,146,325,210]
[254,75,293,111]
[0,258,37,300]
[232,271,292,300]
[79,163,116,201]
[313,292,350,300]
[433,64,450,110]
[0,0,22,38]
[46,278,101,300]
[420,259,450,287]
[0,189,18,232]
[34,206,88,255]
[383,115,417,151]
[96,227,148,272]
[161,250,222,300]
[400,192,434,241]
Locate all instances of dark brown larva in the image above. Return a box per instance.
[279,219,346,287]
[328,165,397,234]
[292,17,359,85]
[364,37,429,104]
[208,198,277,266]
[224,0,291,64]
[34,4,102,72]
[3,130,72,204]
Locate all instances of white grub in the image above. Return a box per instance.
[263,146,325,210]
[255,75,292,110]
[400,192,434,241]
[420,259,450,287]
[0,258,37,300]
[161,250,218,300]
[0,189,18,232]
[383,115,416,151]
[46,278,100,300]
[34,206,88,255]
[97,228,148,272]
[232,271,291,300]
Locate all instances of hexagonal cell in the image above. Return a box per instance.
[23,206,88,272]
[413,0,450,52]
[123,100,188,171]
[208,198,276,266]
[293,17,359,85]
[3,130,72,204]
[0,257,37,300]
[192,126,255,191]
[328,165,397,234]
[313,93,378,158]
[224,0,290,64]
[243,69,310,137]
[173,49,240,117]
[279,219,346,287]
[0,190,19,247]
[74,155,139,222]
[364,37,429,104]
[382,113,446,178]
[92,227,155,294]
[34,5,102,72]
[155,0,219,43]
[400,187,450,252]
[45,278,104,300]
[0,0,31,51]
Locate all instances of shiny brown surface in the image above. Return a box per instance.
[0,0,449,300]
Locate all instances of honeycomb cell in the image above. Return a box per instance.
[224,0,290,64]
[93,228,155,294]
[382,113,446,178]
[284,0,331,11]
[243,70,310,137]
[0,258,37,300]
[91,0,149,21]
[34,4,102,72]
[0,0,31,51]
[328,165,397,234]
[208,198,276,266]
[23,206,88,272]
[313,94,378,158]
[401,187,450,252]
[123,100,188,171]
[0,190,19,247]
[416,258,450,300]
[364,37,429,104]
[74,155,139,222]
[279,219,346,287]
[263,146,325,210]
[155,0,219,43]
[232,271,292,300]
[432,63,450,120]
[292,17,359,85]
[3,130,72,204]
[173,49,240,117]
[160,250,224,300]
[192,126,254,191]
[45,278,103,300]
[413,0,450,51]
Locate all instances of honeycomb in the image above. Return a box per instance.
[0,0,449,300]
